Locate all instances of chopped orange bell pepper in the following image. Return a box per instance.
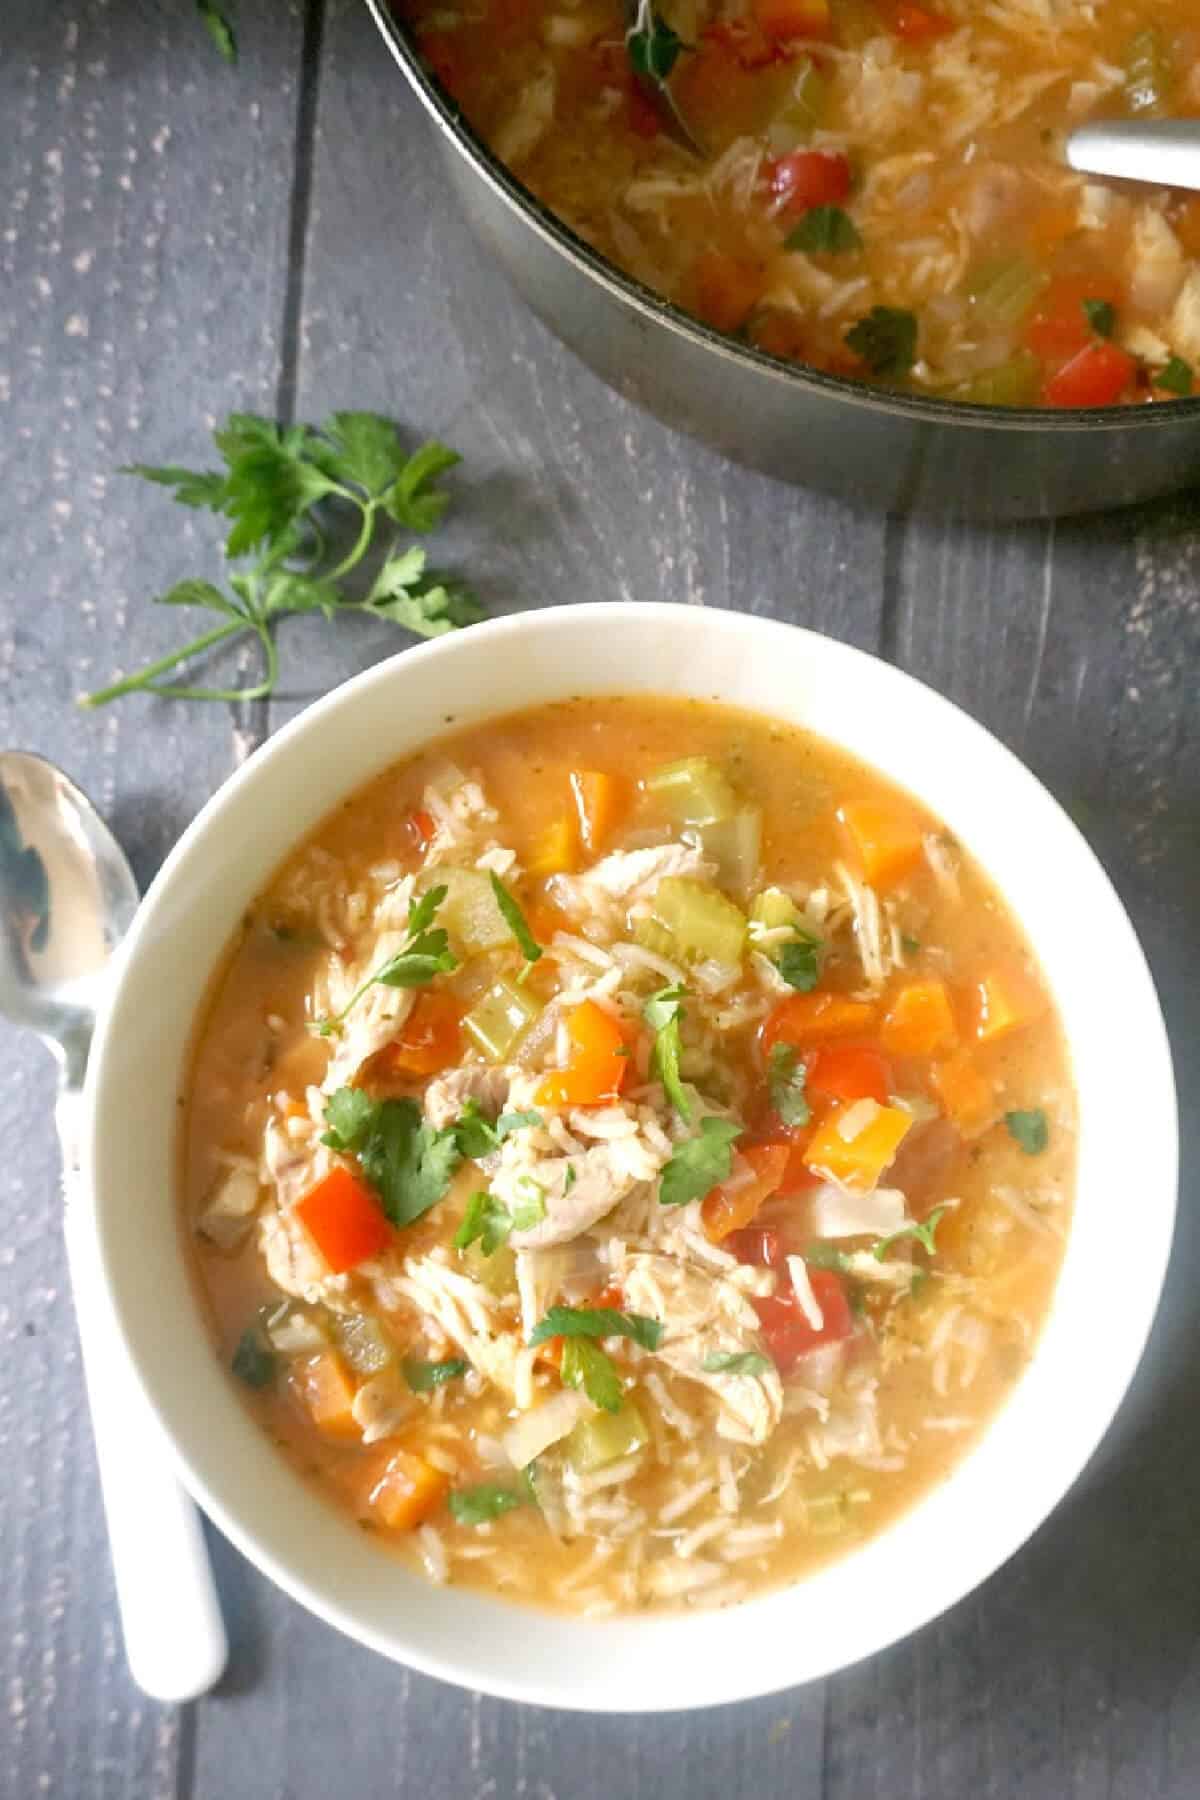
[760,991,876,1059]
[802,1101,913,1193]
[880,980,958,1058]
[294,1166,393,1274]
[535,1001,631,1108]
[292,1351,360,1440]
[528,816,578,877]
[837,798,926,888]
[931,1051,996,1137]
[364,1448,449,1531]
[702,1143,790,1243]
[569,770,627,855]
[968,967,1047,1043]
[375,989,462,1079]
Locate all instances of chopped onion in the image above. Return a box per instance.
[810,1183,907,1238]
[501,1389,593,1470]
[836,1098,880,1142]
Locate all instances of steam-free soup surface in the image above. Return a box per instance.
[185,696,1073,1614]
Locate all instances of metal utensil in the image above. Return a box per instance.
[0,752,227,1702]
[1066,118,1200,192]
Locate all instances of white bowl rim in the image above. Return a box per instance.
[84,602,1178,1712]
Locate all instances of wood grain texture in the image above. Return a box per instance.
[1,0,1198,1794]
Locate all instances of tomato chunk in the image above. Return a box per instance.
[294,1166,393,1274]
[406,807,436,852]
[727,1225,785,1268]
[1043,340,1135,409]
[1025,275,1121,365]
[754,1269,853,1370]
[767,149,851,218]
[807,1045,892,1105]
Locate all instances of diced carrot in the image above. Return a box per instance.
[889,3,952,41]
[931,1051,996,1137]
[528,816,578,877]
[1043,340,1134,409]
[693,251,762,335]
[880,980,958,1058]
[569,770,627,856]
[967,967,1047,1043]
[802,1101,913,1193]
[292,1351,360,1440]
[702,1143,790,1243]
[374,989,461,1079]
[807,1045,892,1105]
[760,991,877,1059]
[364,1448,449,1532]
[406,807,436,853]
[535,1000,631,1108]
[752,0,832,42]
[837,798,925,887]
[294,1166,393,1274]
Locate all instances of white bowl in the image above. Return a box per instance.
[85,603,1177,1711]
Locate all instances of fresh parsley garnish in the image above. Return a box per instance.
[785,206,862,255]
[322,1090,461,1227]
[768,1043,811,1129]
[197,0,236,62]
[643,984,691,1120]
[626,0,684,80]
[659,1116,742,1208]
[701,1350,773,1376]
[454,1101,542,1161]
[528,1306,663,1350]
[873,1204,948,1261]
[804,1241,851,1273]
[231,1326,275,1389]
[775,930,822,992]
[403,1356,469,1392]
[1082,298,1116,339]
[560,1339,623,1413]
[511,1177,547,1232]
[489,873,542,963]
[1005,1108,1049,1155]
[448,1483,525,1525]
[1157,354,1194,396]
[315,886,456,1035]
[564,1162,577,1192]
[845,307,918,379]
[453,1190,513,1257]
[82,413,482,707]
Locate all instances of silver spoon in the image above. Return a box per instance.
[0,751,227,1702]
[1066,119,1200,192]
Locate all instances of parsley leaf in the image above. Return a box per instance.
[448,1483,525,1525]
[564,1163,577,1192]
[768,1043,811,1128]
[561,1339,623,1413]
[455,1103,544,1160]
[873,1204,948,1261]
[785,206,863,255]
[488,873,542,962]
[498,1109,542,1137]
[315,886,456,1034]
[83,414,481,709]
[510,1177,547,1232]
[322,1090,461,1228]
[1005,1108,1049,1155]
[1082,298,1116,339]
[403,1356,469,1392]
[231,1327,274,1389]
[1157,354,1194,397]
[528,1306,663,1350]
[453,1190,513,1257]
[845,307,918,379]
[626,1,683,80]
[701,1350,773,1376]
[644,984,691,1120]
[659,1116,742,1208]
[197,0,236,63]
[775,930,822,992]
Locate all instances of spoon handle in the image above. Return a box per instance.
[1066,119,1200,193]
[58,1091,228,1702]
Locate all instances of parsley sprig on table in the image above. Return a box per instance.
[82,412,483,708]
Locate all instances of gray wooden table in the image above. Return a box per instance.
[3,2,1199,1794]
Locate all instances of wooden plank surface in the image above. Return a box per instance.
[1,0,1198,1795]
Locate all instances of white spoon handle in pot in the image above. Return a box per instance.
[58,1089,228,1703]
[1066,119,1200,193]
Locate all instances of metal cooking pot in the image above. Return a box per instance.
[366,0,1200,518]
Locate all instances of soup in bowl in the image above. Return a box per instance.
[85,605,1175,1707]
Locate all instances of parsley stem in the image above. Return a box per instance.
[145,619,279,703]
[326,499,377,582]
[79,617,245,707]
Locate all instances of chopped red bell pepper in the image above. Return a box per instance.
[295,1166,393,1274]
[1042,339,1135,408]
[754,1269,854,1370]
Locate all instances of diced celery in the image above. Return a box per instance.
[692,808,762,895]
[750,886,801,930]
[463,977,542,1061]
[565,1400,650,1472]
[633,915,679,960]
[1124,27,1170,114]
[435,868,512,952]
[653,877,747,965]
[645,757,738,827]
[948,351,1041,408]
[966,256,1049,328]
[460,1238,517,1297]
[334,1313,394,1374]
[766,56,827,151]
